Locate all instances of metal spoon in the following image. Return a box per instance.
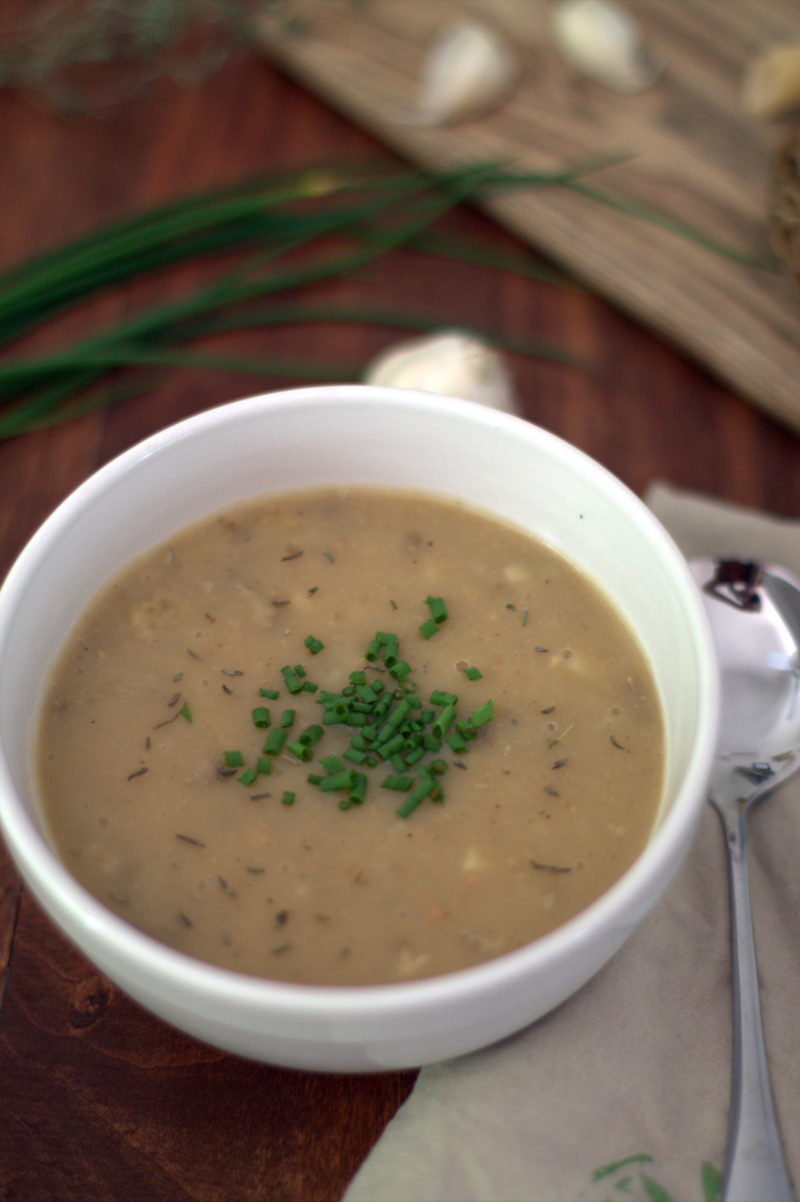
[690,558,798,1202]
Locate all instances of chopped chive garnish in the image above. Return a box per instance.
[419,618,438,640]
[432,703,455,739]
[319,769,356,792]
[382,774,413,791]
[262,728,287,755]
[397,775,435,818]
[217,612,493,818]
[260,687,280,699]
[281,791,296,806]
[281,666,303,695]
[321,754,345,774]
[287,739,313,762]
[469,699,494,729]
[349,772,367,804]
[426,595,448,624]
[446,732,468,753]
[179,702,192,722]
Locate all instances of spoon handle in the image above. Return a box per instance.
[711,796,794,1202]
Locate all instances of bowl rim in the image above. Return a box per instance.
[0,384,719,1024]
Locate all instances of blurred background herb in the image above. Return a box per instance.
[0,0,281,109]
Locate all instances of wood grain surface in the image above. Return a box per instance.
[256,0,800,434]
[3,8,800,1202]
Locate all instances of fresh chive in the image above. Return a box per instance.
[238,768,258,786]
[304,634,324,655]
[256,756,273,776]
[419,618,438,640]
[464,666,482,680]
[280,708,295,727]
[224,750,244,767]
[260,687,280,699]
[430,690,457,707]
[179,701,192,722]
[252,706,271,728]
[281,791,296,806]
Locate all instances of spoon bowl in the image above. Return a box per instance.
[690,557,798,1202]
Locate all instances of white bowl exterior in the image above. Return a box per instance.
[0,386,718,1071]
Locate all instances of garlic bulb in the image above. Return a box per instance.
[414,20,518,126]
[551,0,661,94]
[742,44,800,120]
[363,331,519,415]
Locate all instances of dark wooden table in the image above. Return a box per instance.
[2,30,800,1202]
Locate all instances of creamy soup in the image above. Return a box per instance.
[37,487,663,986]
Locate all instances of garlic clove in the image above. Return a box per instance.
[414,19,519,126]
[742,43,800,120]
[551,0,661,94]
[363,331,519,415]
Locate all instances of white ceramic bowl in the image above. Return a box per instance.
[0,386,718,1072]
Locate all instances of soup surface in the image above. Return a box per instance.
[38,487,663,985]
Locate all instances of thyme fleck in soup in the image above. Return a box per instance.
[36,487,664,986]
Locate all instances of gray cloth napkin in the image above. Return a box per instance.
[345,481,800,1202]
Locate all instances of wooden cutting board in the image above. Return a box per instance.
[256,0,800,435]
